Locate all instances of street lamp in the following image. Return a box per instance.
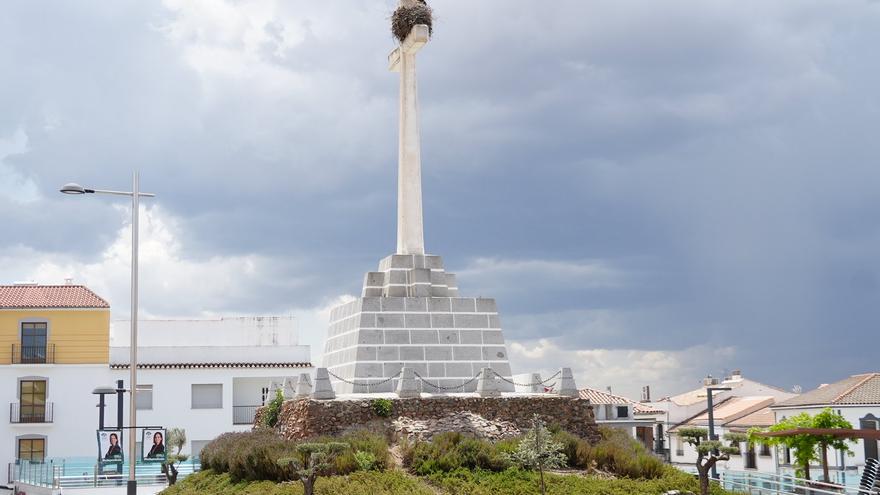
[61,172,154,495]
[706,385,732,480]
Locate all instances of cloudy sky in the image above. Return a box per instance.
[2,0,879,399]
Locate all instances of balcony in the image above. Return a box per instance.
[233,405,261,425]
[10,403,54,424]
[12,344,55,364]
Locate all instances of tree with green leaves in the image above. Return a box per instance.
[507,415,567,495]
[678,427,740,495]
[161,428,189,485]
[277,442,348,495]
[812,408,854,482]
[263,388,284,428]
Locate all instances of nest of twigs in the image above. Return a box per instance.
[392,1,433,43]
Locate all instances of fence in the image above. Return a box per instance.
[9,457,201,489]
[717,470,880,495]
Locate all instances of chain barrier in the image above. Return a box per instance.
[413,370,483,391]
[327,370,402,392]
[493,370,561,388]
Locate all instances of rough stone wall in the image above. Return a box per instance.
[261,396,601,443]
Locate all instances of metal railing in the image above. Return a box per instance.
[11,344,55,364]
[717,469,880,495]
[233,405,260,425]
[9,457,201,488]
[10,402,54,423]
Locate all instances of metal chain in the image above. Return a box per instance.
[326,370,402,392]
[413,370,483,391]
[493,370,561,388]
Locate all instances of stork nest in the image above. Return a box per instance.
[391,2,433,43]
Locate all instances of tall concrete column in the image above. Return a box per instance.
[391,24,429,256]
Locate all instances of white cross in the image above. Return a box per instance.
[388,23,429,255]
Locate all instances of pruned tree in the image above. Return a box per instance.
[678,427,739,495]
[812,408,854,482]
[161,428,188,485]
[277,442,347,495]
[507,415,567,495]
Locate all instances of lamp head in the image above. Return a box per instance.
[60,183,87,195]
[92,386,117,395]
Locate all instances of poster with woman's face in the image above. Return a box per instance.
[97,430,124,463]
[142,428,166,462]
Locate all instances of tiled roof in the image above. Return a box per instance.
[670,396,777,433]
[579,387,664,415]
[0,284,109,309]
[109,362,312,370]
[775,373,880,407]
[727,406,776,430]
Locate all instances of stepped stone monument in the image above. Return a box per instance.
[322,2,514,394]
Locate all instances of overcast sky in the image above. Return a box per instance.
[2,0,879,399]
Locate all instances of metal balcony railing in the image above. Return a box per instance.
[12,344,55,364]
[233,405,260,425]
[10,402,54,424]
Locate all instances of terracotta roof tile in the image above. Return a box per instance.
[776,373,880,407]
[0,285,109,309]
[579,387,664,414]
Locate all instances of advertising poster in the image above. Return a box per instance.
[97,430,123,463]
[142,428,167,462]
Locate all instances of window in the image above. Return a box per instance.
[616,406,629,418]
[192,384,223,409]
[18,437,45,462]
[675,435,684,456]
[861,415,879,461]
[19,380,47,422]
[744,444,757,469]
[759,443,771,457]
[136,385,153,410]
[191,440,211,458]
[20,322,48,363]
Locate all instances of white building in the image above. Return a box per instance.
[579,387,665,454]
[771,372,880,484]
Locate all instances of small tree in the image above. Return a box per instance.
[812,408,854,482]
[678,427,739,495]
[507,415,567,495]
[161,428,188,485]
[277,442,347,495]
[263,388,284,428]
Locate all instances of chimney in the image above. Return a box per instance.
[641,385,651,402]
[606,386,613,395]
[64,278,74,285]
[703,375,720,386]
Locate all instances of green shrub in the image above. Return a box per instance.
[332,430,390,474]
[199,430,298,482]
[263,388,284,428]
[575,426,665,479]
[403,432,512,475]
[353,451,377,471]
[371,398,393,417]
[551,429,581,468]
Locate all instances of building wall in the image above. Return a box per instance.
[0,309,110,365]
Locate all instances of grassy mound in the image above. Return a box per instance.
[161,470,433,495]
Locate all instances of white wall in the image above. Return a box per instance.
[110,317,299,347]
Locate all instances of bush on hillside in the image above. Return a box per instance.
[403,432,513,475]
[575,426,666,479]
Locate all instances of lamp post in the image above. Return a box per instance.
[706,386,732,480]
[61,172,154,495]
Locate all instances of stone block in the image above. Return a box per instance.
[359,314,377,328]
[427,362,446,377]
[489,362,512,377]
[412,268,431,284]
[430,285,449,297]
[364,272,385,287]
[357,346,377,361]
[410,330,439,344]
[453,346,482,361]
[385,330,410,344]
[405,297,428,312]
[482,330,505,344]
[354,363,383,378]
[445,273,458,289]
[358,329,383,345]
[438,330,459,344]
[425,346,452,360]
[451,298,476,312]
[380,298,405,311]
[362,297,381,312]
[389,270,407,284]
[405,314,431,328]
[430,270,446,285]
[412,284,431,297]
[455,314,489,329]
[482,346,508,360]
[476,298,497,313]
[363,287,382,297]
[383,362,404,376]
[429,298,451,311]
[400,346,425,360]
[459,330,483,344]
[445,362,472,377]
[488,315,501,328]
[425,255,443,269]
[377,346,399,361]
[377,314,404,328]
[389,255,414,269]
[403,362,428,377]
[431,314,454,328]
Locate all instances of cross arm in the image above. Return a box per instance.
[388,24,430,72]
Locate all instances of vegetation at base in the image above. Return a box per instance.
[199,430,389,482]
[371,398,393,417]
[161,467,739,495]
[402,432,516,474]
[573,426,666,479]
[263,388,285,428]
[160,469,434,495]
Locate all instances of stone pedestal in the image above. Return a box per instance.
[323,253,514,394]
[312,368,336,400]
